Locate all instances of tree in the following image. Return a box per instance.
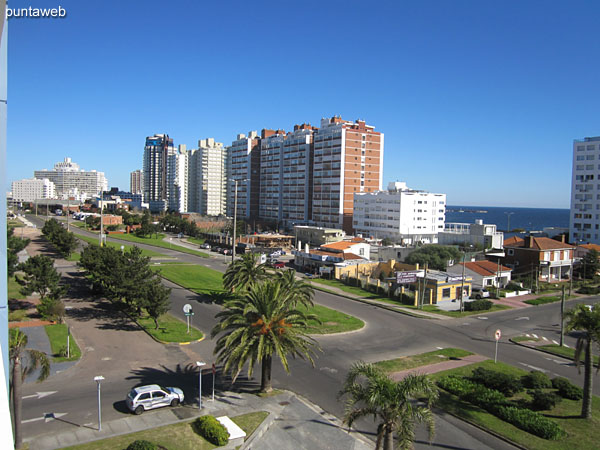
[143,278,171,329]
[405,245,461,271]
[17,255,66,302]
[7,227,30,276]
[565,303,600,418]
[274,269,314,308]
[36,294,66,323]
[10,328,50,449]
[222,253,268,292]
[211,278,321,392]
[381,237,394,246]
[576,249,600,280]
[338,362,438,450]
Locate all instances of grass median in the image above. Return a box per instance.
[429,359,600,450]
[109,233,210,258]
[76,234,165,258]
[525,295,576,306]
[44,324,81,362]
[374,348,473,373]
[62,411,269,450]
[137,313,203,343]
[512,336,600,365]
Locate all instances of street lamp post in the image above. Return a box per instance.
[196,361,206,409]
[99,196,104,247]
[94,375,105,431]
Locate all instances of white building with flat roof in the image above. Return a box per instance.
[438,220,504,249]
[12,178,56,202]
[353,182,446,244]
[34,157,108,200]
[570,136,600,244]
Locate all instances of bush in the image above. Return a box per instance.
[505,282,522,291]
[521,370,552,389]
[464,299,493,311]
[529,389,561,411]
[437,376,478,397]
[495,405,564,440]
[193,415,229,446]
[577,286,600,295]
[126,440,157,450]
[552,377,583,400]
[470,367,523,396]
[464,384,509,410]
[8,309,27,322]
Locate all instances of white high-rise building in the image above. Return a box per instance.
[33,157,108,200]
[130,169,144,195]
[226,131,260,220]
[353,182,446,244]
[143,134,176,211]
[197,138,227,216]
[12,178,56,202]
[259,130,286,223]
[570,136,600,244]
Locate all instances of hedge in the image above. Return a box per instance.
[126,440,157,450]
[529,389,561,411]
[495,405,565,440]
[464,299,493,311]
[470,367,523,396]
[521,370,552,389]
[193,415,229,446]
[552,377,583,400]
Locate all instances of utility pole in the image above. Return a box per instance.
[232,179,238,264]
[66,196,70,232]
[560,285,565,347]
[99,196,104,247]
[460,253,466,313]
[569,256,573,296]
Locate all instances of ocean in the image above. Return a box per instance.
[445,205,570,235]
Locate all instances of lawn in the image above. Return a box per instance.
[137,313,203,343]
[374,348,473,373]
[62,411,269,450]
[44,324,81,362]
[109,233,209,258]
[66,252,81,262]
[156,264,225,295]
[513,336,600,366]
[8,219,24,227]
[8,275,25,300]
[188,237,205,245]
[524,295,575,306]
[312,278,389,300]
[418,303,512,317]
[301,304,364,334]
[430,359,600,450]
[76,234,165,258]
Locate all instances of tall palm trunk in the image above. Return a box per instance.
[383,422,394,450]
[261,355,272,393]
[582,337,593,419]
[12,355,23,449]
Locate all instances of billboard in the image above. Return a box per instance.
[396,271,417,284]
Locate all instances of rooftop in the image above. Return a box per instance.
[460,260,512,276]
[504,236,574,250]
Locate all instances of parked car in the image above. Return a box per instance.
[212,247,221,253]
[126,384,184,415]
[470,288,490,300]
[273,261,285,269]
[269,250,282,258]
[200,243,211,249]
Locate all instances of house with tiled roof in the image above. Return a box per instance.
[447,260,512,289]
[292,240,372,275]
[502,235,574,281]
[575,243,600,259]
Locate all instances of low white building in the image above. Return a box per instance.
[353,182,446,245]
[438,220,504,249]
[11,178,56,202]
[447,260,512,289]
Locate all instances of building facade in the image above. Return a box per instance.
[503,235,574,281]
[570,136,600,244]
[130,169,144,195]
[143,134,175,211]
[197,138,227,216]
[353,182,446,244]
[312,117,383,232]
[438,220,504,249]
[12,178,56,202]
[294,225,346,247]
[282,124,315,224]
[33,157,108,200]
[226,131,260,220]
[258,129,286,223]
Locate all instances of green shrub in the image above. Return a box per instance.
[437,376,478,397]
[470,367,523,396]
[529,389,561,411]
[577,286,600,295]
[464,384,509,410]
[521,370,552,389]
[126,440,157,450]
[552,377,583,400]
[505,282,522,291]
[464,299,493,311]
[8,309,27,322]
[193,415,229,446]
[495,405,564,440]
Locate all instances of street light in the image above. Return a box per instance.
[94,375,105,431]
[120,245,124,254]
[196,361,206,409]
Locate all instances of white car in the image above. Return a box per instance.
[270,250,282,258]
[126,384,184,415]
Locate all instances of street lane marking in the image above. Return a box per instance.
[532,334,538,339]
[477,317,488,320]
[542,336,548,341]
[22,391,57,400]
[515,317,530,321]
[552,340,559,345]
[519,363,547,373]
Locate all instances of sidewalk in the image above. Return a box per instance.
[25,390,372,450]
[390,354,488,381]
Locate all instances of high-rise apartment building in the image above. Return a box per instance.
[194,138,227,216]
[353,182,446,244]
[34,157,108,200]
[282,124,315,224]
[259,129,286,222]
[143,134,175,212]
[226,131,260,220]
[312,117,383,232]
[12,178,56,202]
[130,169,144,195]
[570,136,600,244]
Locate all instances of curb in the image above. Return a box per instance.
[509,338,599,368]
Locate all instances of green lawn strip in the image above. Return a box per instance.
[155,264,225,294]
[301,303,364,334]
[8,275,25,300]
[524,295,576,306]
[8,219,24,227]
[44,324,81,362]
[374,348,473,373]
[538,344,600,366]
[76,234,165,258]
[66,252,81,262]
[311,278,389,300]
[232,411,270,437]
[109,233,209,258]
[61,411,269,450]
[136,313,203,343]
[188,237,205,245]
[429,359,600,450]
[419,304,512,317]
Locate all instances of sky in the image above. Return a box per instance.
[5,0,600,208]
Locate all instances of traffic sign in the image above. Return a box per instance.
[183,304,192,314]
[185,312,195,316]
[495,329,501,341]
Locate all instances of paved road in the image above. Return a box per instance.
[22,215,598,447]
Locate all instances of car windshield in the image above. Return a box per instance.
[160,386,170,392]
[127,390,137,399]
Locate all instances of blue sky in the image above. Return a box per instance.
[6,0,600,208]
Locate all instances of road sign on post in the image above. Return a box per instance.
[184,304,193,334]
[494,329,501,363]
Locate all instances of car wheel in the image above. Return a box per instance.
[476,294,482,300]
[134,405,144,415]
[170,398,179,407]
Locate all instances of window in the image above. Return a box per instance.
[577,155,585,160]
[442,288,451,299]
[507,248,514,256]
[587,165,595,170]
[588,155,595,160]
[359,248,364,255]
[139,393,151,401]
[577,145,585,151]
[152,391,166,399]
[577,165,584,170]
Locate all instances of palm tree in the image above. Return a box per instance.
[275,269,314,308]
[222,252,267,292]
[211,278,321,392]
[565,303,600,419]
[338,362,438,450]
[10,328,51,449]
